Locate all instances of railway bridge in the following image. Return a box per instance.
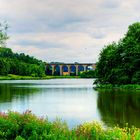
[46,63,96,76]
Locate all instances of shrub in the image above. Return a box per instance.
[0,111,140,140]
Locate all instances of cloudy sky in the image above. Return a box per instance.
[0,0,139,63]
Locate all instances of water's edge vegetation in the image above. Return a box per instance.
[95,22,140,86]
[0,111,140,140]
[93,22,140,90]
[95,84,140,90]
[0,74,81,80]
[0,71,98,80]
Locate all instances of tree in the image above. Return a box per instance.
[80,70,96,78]
[0,47,46,77]
[95,22,140,85]
[0,22,46,77]
[0,21,9,47]
[0,58,10,75]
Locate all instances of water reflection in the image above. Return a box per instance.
[0,79,140,128]
[97,89,140,128]
[0,79,100,128]
[0,83,40,112]
[0,83,39,102]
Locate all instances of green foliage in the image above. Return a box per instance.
[0,58,10,75]
[80,70,96,78]
[95,22,140,85]
[0,47,46,77]
[96,84,140,90]
[0,22,45,77]
[0,111,140,140]
[0,21,9,47]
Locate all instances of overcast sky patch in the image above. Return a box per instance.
[0,0,140,63]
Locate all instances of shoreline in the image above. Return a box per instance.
[94,84,140,90]
[0,74,81,80]
[1,75,139,90]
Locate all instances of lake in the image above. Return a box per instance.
[0,79,140,128]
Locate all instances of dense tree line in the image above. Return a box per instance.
[95,22,140,85]
[0,22,45,77]
[0,47,46,76]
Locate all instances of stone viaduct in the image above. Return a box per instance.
[46,63,96,76]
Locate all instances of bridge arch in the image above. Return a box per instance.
[78,65,84,71]
[62,65,69,75]
[54,65,60,75]
[70,65,76,76]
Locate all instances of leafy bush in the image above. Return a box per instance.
[0,111,140,140]
[80,70,96,78]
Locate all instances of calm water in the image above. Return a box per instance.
[0,79,140,128]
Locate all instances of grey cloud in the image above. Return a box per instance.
[20,40,66,49]
[100,0,121,9]
[0,0,140,62]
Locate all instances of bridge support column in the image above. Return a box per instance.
[83,65,87,72]
[67,65,71,76]
[75,65,79,76]
[60,65,63,76]
[92,64,96,70]
[52,65,55,75]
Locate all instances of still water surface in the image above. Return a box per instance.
[0,79,140,128]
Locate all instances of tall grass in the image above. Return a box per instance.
[0,111,140,140]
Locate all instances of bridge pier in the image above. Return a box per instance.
[92,64,96,70]
[67,65,71,76]
[51,65,55,75]
[83,65,87,72]
[75,65,79,76]
[60,65,63,76]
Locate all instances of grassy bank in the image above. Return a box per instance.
[0,111,140,140]
[95,84,140,90]
[0,74,80,80]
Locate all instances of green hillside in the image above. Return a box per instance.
[0,47,45,77]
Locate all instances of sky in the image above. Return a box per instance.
[0,0,139,63]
